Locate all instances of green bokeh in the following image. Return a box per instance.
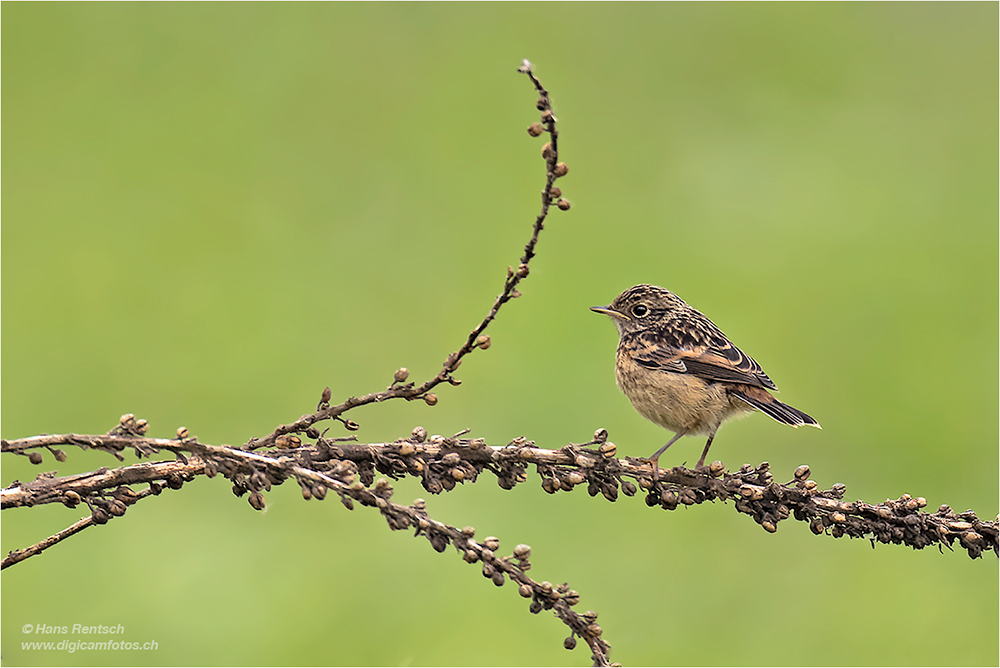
[3,3,996,666]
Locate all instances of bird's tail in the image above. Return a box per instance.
[730,387,820,429]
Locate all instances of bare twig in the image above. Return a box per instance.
[247,61,570,453]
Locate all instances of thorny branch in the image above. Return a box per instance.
[2,61,996,668]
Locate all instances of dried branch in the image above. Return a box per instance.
[248,59,568,453]
[4,428,996,567]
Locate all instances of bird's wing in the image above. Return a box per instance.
[630,314,778,390]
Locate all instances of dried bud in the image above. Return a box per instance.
[451,468,466,481]
[492,571,505,587]
[442,452,461,465]
[275,435,292,448]
[564,636,577,650]
[527,122,544,137]
[484,536,500,551]
[536,97,547,111]
[411,426,428,443]
[541,142,555,159]
[63,491,81,507]
[794,464,811,481]
[519,583,534,598]
[549,186,562,199]
[91,507,110,525]
[53,449,67,462]
[321,386,332,404]
[598,442,616,457]
[556,198,571,211]
[475,334,491,350]
[761,520,777,533]
[831,512,847,524]
[28,452,43,465]
[394,367,410,383]
[120,413,135,427]
[622,480,637,497]
[301,484,312,500]
[176,426,189,440]
[529,600,543,614]
[423,393,438,406]
[708,460,725,476]
[564,590,580,606]
[343,420,360,431]
[540,110,554,123]
[553,162,569,177]
[135,419,149,435]
[399,441,416,456]
[109,500,127,517]
[248,491,266,511]
[592,427,608,443]
[463,550,478,564]
[513,543,531,559]
[313,484,327,500]
[517,263,530,278]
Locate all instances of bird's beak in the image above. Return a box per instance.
[590,305,629,321]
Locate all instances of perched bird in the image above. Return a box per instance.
[591,284,819,475]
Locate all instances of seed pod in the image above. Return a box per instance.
[794,464,811,481]
[120,413,135,427]
[564,636,577,650]
[423,393,438,406]
[176,427,189,439]
[541,142,554,159]
[321,386,332,404]
[599,442,616,457]
[28,452,43,465]
[513,544,531,559]
[491,571,505,587]
[248,491,266,511]
[313,484,327,500]
[411,426,428,443]
[549,186,562,199]
[476,334,491,350]
[394,367,410,383]
[518,583,533,598]
[529,599,543,614]
[556,198,571,211]
[484,536,500,551]
[553,162,569,177]
[527,122,544,137]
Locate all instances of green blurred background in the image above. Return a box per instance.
[3,3,997,666]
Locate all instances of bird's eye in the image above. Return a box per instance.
[631,304,649,318]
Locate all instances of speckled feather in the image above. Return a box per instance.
[591,284,818,469]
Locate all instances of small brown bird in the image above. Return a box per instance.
[592,284,819,474]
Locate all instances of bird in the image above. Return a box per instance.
[591,284,819,476]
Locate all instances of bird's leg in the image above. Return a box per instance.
[646,430,687,481]
[695,428,719,470]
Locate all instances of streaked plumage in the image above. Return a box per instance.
[592,284,819,474]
